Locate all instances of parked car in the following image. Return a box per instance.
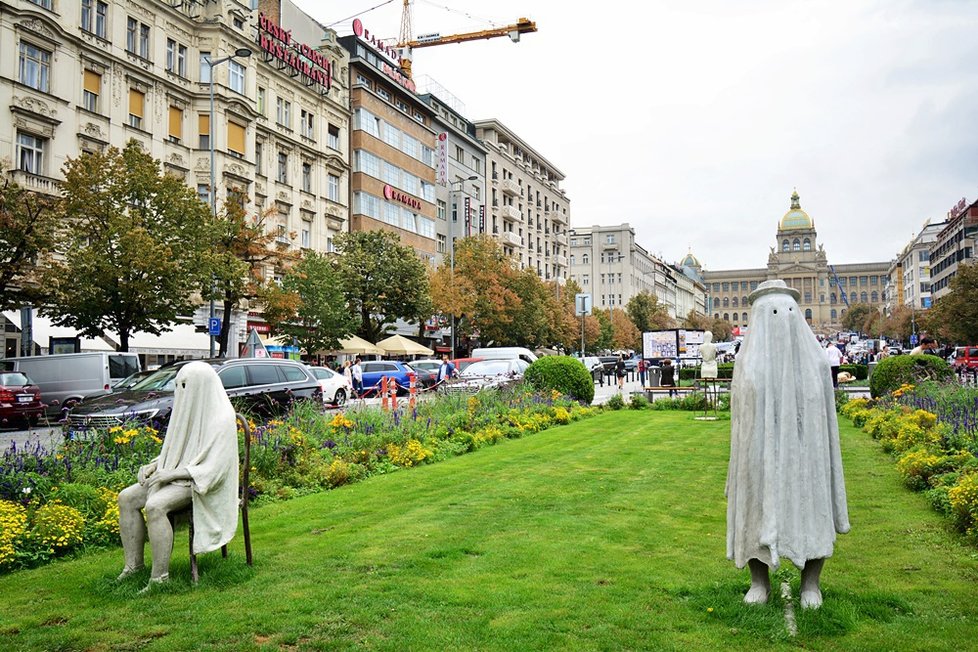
[623,353,642,372]
[0,371,44,428]
[405,363,437,389]
[1,352,140,415]
[451,357,483,374]
[359,360,418,396]
[952,346,978,371]
[577,356,605,384]
[307,365,352,406]
[406,359,442,374]
[470,347,537,364]
[65,358,322,432]
[442,359,529,393]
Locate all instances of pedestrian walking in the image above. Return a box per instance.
[638,358,647,387]
[351,357,363,397]
[436,354,457,384]
[615,355,626,392]
[825,341,842,389]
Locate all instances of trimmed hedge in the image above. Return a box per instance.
[679,363,735,381]
[869,354,955,398]
[840,364,868,381]
[524,356,595,405]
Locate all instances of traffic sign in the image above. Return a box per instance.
[909,333,918,346]
[208,317,221,336]
[575,293,592,316]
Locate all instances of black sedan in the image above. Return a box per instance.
[65,358,322,433]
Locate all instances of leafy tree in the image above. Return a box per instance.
[545,280,583,352]
[334,231,432,342]
[709,317,733,342]
[841,303,875,334]
[430,235,519,348]
[0,170,58,310]
[626,291,675,334]
[206,195,295,357]
[42,142,215,351]
[610,308,640,350]
[881,305,914,343]
[262,251,358,354]
[926,262,978,344]
[682,310,713,332]
[506,269,559,348]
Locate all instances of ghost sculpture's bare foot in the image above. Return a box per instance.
[800,558,825,609]
[744,559,771,604]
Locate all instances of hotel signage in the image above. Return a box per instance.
[949,197,968,220]
[352,18,417,93]
[436,133,448,186]
[384,184,423,210]
[258,13,332,92]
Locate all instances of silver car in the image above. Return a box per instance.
[441,359,529,393]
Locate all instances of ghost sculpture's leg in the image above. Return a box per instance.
[117,483,149,579]
[744,559,771,604]
[800,558,825,609]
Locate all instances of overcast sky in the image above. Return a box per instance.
[294,0,978,270]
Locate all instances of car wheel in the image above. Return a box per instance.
[333,388,347,406]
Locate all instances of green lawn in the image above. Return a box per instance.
[2,411,977,651]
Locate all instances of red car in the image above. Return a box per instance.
[0,371,44,428]
[953,346,978,371]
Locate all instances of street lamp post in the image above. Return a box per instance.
[207,47,252,357]
[448,175,478,358]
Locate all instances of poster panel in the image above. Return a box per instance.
[642,329,679,359]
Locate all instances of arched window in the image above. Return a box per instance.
[742,296,748,307]
[582,254,589,264]
[743,313,748,325]
[805,308,813,321]
[782,239,790,252]
[871,291,878,302]
[724,313,730,321]
[831,308,837,320]
[723,297,729,307]
[793,238,801,251]
[860,292,868,303]
[732,296,739,307]
[830,293,836,304]
[570,255,576,266]
[803,238,812,251]
[841,308,847,317]
[714,313,720,319]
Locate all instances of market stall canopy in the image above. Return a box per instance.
[334,335,384,355]
[375,334,434,356]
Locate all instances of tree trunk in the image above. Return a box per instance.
[218,293,235,357]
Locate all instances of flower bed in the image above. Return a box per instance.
[0,384,596,574]
[840,380,978,539]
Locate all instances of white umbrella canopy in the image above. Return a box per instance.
[333,335,384,355]
[375,334,434,356]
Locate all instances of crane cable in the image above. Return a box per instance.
[415,0,497,28]
[324,0,396,29]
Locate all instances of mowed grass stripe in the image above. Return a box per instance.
[1,411,977,651]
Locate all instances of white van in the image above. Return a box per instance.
[470,347,538,364]
[1,352,140,413]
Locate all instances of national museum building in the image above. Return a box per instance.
[690,192,891,331]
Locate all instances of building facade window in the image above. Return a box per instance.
[167,106,183,143]
[128,88,144,129]
[17,132,44,175]
[83,70,101,112]
[277,152,288,183]
[127,18,150,58]
[166,39,187,76]
[327,174,340,202]
[18,42,50,92]
[81,0,108,38]
[328,123,340,150]
[300,109,314,139]
[301,162,312,192]
[228,60,245,93]
[198,113,210,149]
[257,87,266,115]
[29,0,53,9]
[276,97,291,128]
[227,122,246,157]
[255,141,264,176]
[199,52,211,82]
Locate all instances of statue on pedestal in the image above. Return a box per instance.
[700,331,718,379]
[726,280,849,609]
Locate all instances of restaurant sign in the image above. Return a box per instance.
[258,13,332,92]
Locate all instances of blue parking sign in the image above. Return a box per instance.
[208,318,221,336]
[909,333,918,346]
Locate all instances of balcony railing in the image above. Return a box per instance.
[500,178,520,197]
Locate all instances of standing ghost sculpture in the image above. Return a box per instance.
[726,280,849,609]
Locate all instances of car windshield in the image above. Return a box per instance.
[130,367,180,392]
[462,360,512,376]
[310,367,334,379]
[0,372,32,386]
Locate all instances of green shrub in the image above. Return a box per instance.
[524,356,594,405]
[869,355,955,398]
[605,393,626,410]
[629,393,650,410]
[679,363,735,381]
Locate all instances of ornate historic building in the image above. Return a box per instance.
[692,191,892,331]
[1,0,351,361]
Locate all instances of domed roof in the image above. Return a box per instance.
[779,190,814,230]
[680,250,701,269]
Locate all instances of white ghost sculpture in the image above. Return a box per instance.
[117,362,239,589]
[726,280,849,609]
[700,330,718,379]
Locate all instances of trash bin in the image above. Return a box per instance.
[647,366,662,388]
[867,361,877,380]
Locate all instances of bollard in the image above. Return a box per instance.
[390,376,398,410]
[408,371,416,410]
[381,376,389,411]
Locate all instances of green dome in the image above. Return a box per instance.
[779,190,814,230]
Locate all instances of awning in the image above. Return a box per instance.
[332,335,383,355]
[376,334,434,356]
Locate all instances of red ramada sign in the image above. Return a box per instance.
[258,13,332,91]
[384,184,423,210]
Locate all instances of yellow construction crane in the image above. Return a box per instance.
[396,0,537,79]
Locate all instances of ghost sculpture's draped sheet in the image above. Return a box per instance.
[155,362,239,554]
[726,280,849,570]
